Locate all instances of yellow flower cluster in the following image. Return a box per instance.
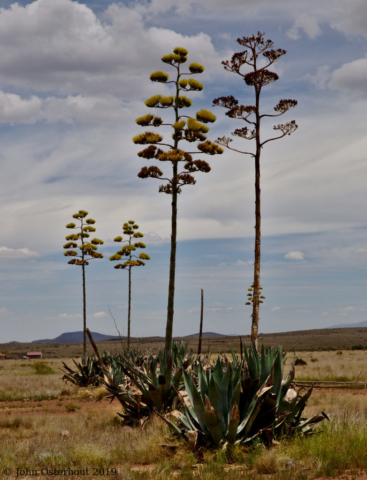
[173,47,188,56]
[176,96,192,108]
[150,70,169,82]
[133,132,163,145]
[187,118,209,133]
[196,109,217,123]
[188,63,205,74]
[172,120,186,130]
[158,149,192,162]
[197,141,224,155]
[178,78,204,91]
[162,53,187,64]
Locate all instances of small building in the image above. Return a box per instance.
[0,353,6,360]
[26,352,42,359]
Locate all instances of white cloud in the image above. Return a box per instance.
[338,306,356,316]
[0,0,219,101]
[219,260,252,266]
[329,0,367,37]
[310,65,331,90]
[234,259,252,266]
[329,57,367,98]
[344,306,355,312]
[0,307,10,315]
[0,246,40,258]
[271,306,281,311]
[58,313,82,319]
[354,247,367,255]
[92,311,108,318]
[323,312,329,316]
[287,14,321,40]
[284,251,305,261]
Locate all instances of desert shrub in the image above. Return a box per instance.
[30,362,56,375]
[65,402,81,412]
[351,345,366,351]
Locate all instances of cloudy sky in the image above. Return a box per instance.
[1,0,367,343]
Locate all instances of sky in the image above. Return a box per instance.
[1,0,367,343]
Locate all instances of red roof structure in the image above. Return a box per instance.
[26,352,42,357]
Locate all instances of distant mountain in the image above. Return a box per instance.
[328,320,367,329]
[32,331,123,344]
[184,332,227,338]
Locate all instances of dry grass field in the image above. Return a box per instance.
[1,350,367,479]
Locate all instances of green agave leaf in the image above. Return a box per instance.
[285,386,313,427]
[156,411,189,443]
[198,362,209,404]
[279,356,296,401]
[158,374,168,399]
[295,412,328,433]
[212,357,224,384]
[172,369,183,390]
[243,341,250,367]
[148,383,163,410]
[237,389,262,436]
[204,395,224,444]
[208,373,227,436]
[228,363,241,409]
[181,402,202,431]
[183,369,207,433]
[272,347,284,405]
[228,402,240,443]
[230,346,239,367]
[260,344,267,385]
[246,343,259,382]
[238,395,267,442]
[149,360,159,389]
[165,355,173,388]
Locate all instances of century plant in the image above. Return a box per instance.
[134,47,223,354]
[213,33,298,348]
[101,342,197,423]
[110,220,150,349]
[163,344,327,448]
[63,210,104,359]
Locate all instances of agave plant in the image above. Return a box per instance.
[101,343,197,423]
[61,355,102,387]
[171,341,196,369]
[163,345,327,448]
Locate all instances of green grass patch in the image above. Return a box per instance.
[30,361,56,375]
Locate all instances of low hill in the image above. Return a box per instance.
[32,331,123,344]
[329,320,367,329]
[185,332,226,338]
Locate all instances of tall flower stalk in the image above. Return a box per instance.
[63,210,104,359]
[110,220,150,349]
[134,47,223,354]
[214,33,298,348]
